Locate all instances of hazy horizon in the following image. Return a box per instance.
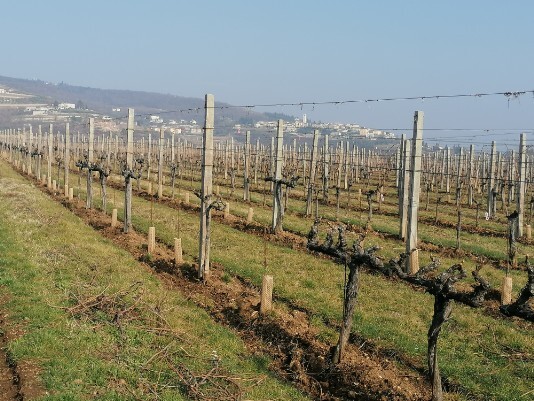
[2,1,533,147]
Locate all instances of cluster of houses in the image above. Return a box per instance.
[245,114,396,140]
[4,84,396,141]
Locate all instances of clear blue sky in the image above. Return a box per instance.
[2,0,533,145]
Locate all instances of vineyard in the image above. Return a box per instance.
[0,98,532,401]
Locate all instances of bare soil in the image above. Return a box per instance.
[41,182,435,400]
[0,303,45,401]
[0,327,19,401]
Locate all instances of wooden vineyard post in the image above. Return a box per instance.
[502,276,513,305]
[260,275,274,314]
[174,238,183,264]
[158,127,164,198]
[405,111,423,274]
[243,130,250,201]
[64,123,70,197]
[517,133,526,237]
[148,226,156,254]
[198,94,215,281]
[123,108,135,233]
[246,207,254,224]
[306,129,319,217]
[111,208,118,227]
[503,212,518,305]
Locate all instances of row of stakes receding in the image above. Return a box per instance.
[1,97,533,401]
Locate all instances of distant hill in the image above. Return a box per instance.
[0,75,294,126]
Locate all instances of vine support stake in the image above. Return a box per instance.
[405,111,423,274]
[123,108,134,233]
[198,94,215,281]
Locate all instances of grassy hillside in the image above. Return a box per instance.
[0,162,308,400]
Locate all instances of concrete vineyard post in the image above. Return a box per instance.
[47,125,53,188]
[467,144,474,206]
[405,111,423,274]
[147,133,152,180]
[271,120,284,233]
[124,108,134,233]
[254,138,260,184]
[488,141,496,218]
[64,123,70,197]
[107,131,112,168]
[399,138,411,240]
[509,151,515,205]
[306,129,319,217]
[171,131,175,164]
[87,118,95,209]
[198,94,215,280]
[445,146,450,193]
[456,147,463,206]
[322,134,330,203]
[158,127,164,198]
[224,139,228,180]
[517,133,526,236]
[27,125,32,176]
[243,130,251,201]
[397,134,405,192]
[343,141,350,190]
